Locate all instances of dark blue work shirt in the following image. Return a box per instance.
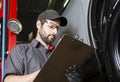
[4,39,53,77]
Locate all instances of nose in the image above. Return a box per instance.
[52,28,58,35]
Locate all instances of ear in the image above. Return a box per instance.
[36,20,42,29]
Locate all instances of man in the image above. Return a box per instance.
[4,9,67,82]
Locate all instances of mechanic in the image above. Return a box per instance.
[4,9,67,82]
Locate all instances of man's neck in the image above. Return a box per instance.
[35,37,49,49]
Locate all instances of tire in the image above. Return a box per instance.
[88,0,120,81]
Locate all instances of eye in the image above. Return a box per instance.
[48,25,55,29]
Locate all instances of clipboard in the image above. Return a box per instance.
[34,34,94,82]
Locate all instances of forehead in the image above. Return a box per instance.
[46,19,60,26]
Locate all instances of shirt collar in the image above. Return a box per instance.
[30,39,41,48]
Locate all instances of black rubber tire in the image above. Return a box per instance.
[88,0,120,82]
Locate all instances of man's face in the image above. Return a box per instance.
[39,19,60,44]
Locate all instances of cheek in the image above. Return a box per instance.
[43,27,51,34]
[41,28,50,36]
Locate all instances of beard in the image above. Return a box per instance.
[39,31,55,44]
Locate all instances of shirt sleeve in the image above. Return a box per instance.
[4,45,25,77]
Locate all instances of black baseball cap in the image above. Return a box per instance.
[37,9,67,26]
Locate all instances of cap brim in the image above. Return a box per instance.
[50,17,67,27]
[58,17,67,26]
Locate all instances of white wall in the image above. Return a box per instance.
[53,0,91,46]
